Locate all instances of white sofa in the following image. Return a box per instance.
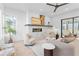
[0,48,15,56]
[0,43,15,56]
[24,33,79,56]
[0,40,15,56]
[30,39,74,56]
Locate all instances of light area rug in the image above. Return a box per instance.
[29,43,45,56]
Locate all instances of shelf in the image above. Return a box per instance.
[24,24,53,27]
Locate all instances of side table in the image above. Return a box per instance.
[42,43,55,56]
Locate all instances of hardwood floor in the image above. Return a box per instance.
[14,40,34,56]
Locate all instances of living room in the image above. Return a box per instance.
[0,3,79,56]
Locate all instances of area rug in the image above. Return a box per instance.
[29,43,44,56]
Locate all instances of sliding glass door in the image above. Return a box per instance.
[61,16,79,37]
[61,19,73,37]
[74,18,79,36]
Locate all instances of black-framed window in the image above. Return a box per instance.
[61,16,79,37]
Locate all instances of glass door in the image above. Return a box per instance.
[62,19,73,37]
[74,17,79,36]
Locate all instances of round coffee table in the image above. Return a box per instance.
[42,43,55,56]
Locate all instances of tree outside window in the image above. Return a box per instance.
[4,16,16,43]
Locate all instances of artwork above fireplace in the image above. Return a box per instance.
[32,15,45,25]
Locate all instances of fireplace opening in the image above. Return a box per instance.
[32,28,42,32]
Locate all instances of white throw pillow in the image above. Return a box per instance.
[29,38,36,45]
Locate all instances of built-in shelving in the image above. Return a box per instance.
[24,24,53,27]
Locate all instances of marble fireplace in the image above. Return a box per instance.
[24,24,53,39]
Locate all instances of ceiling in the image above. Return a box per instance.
[2,3,79,17]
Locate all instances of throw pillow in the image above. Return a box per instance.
[61,36,75,43]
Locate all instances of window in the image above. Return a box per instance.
[61,19,73,37]
[74,18,79,35]
[4,15,16,41]
[61,16,79,37]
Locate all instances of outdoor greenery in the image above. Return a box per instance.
[4,16,16,35]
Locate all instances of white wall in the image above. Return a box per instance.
[26,10,52,25]
[51,9,79,36]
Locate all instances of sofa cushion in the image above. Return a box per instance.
[61,36,75,43]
